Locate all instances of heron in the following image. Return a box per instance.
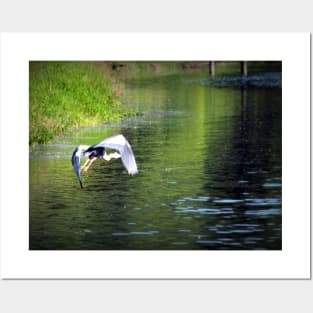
[71,134,138,188]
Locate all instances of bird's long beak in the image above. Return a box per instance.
[79,178,83,189]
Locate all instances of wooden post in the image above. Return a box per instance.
[209,61,215,77]
[241,61,248,77]
[241,86,247,110]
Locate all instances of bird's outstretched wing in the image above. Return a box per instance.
[71,146,83,188]
[94,134,138,175]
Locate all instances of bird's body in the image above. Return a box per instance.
[86,146,105,159]
[71,134,138,188]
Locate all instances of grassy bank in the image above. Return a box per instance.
[29,62,128,145]
[30,61,282,145]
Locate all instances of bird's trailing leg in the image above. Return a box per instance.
[80,158,90,172]
[81,157,97,172]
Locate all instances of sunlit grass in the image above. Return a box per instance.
[29,61,131,145]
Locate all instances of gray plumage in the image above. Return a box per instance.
[94,134,138,175]
[71,134,138,188]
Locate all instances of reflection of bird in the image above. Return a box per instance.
[71,134,138,188]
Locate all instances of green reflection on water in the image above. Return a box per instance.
[30,67,281,250]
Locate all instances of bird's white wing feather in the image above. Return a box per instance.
[94,134,138,175]
[95,134,127,150]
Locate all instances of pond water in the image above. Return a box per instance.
[30,69,282,250]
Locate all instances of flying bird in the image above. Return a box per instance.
[71,134,138,188]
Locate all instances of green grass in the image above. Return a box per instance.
[29,61,129,145]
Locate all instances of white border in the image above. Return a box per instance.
[0,33,310,279]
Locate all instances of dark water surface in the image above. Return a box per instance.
[30,70,282,250]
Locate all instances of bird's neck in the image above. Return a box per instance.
[79,145,91,155]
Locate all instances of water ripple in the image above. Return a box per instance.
[112,230,159,236]
[245,198,281,206]
[177,196,210,202]
[175,207,234,215]
[213,199,244,204]
[245,208,281,216]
